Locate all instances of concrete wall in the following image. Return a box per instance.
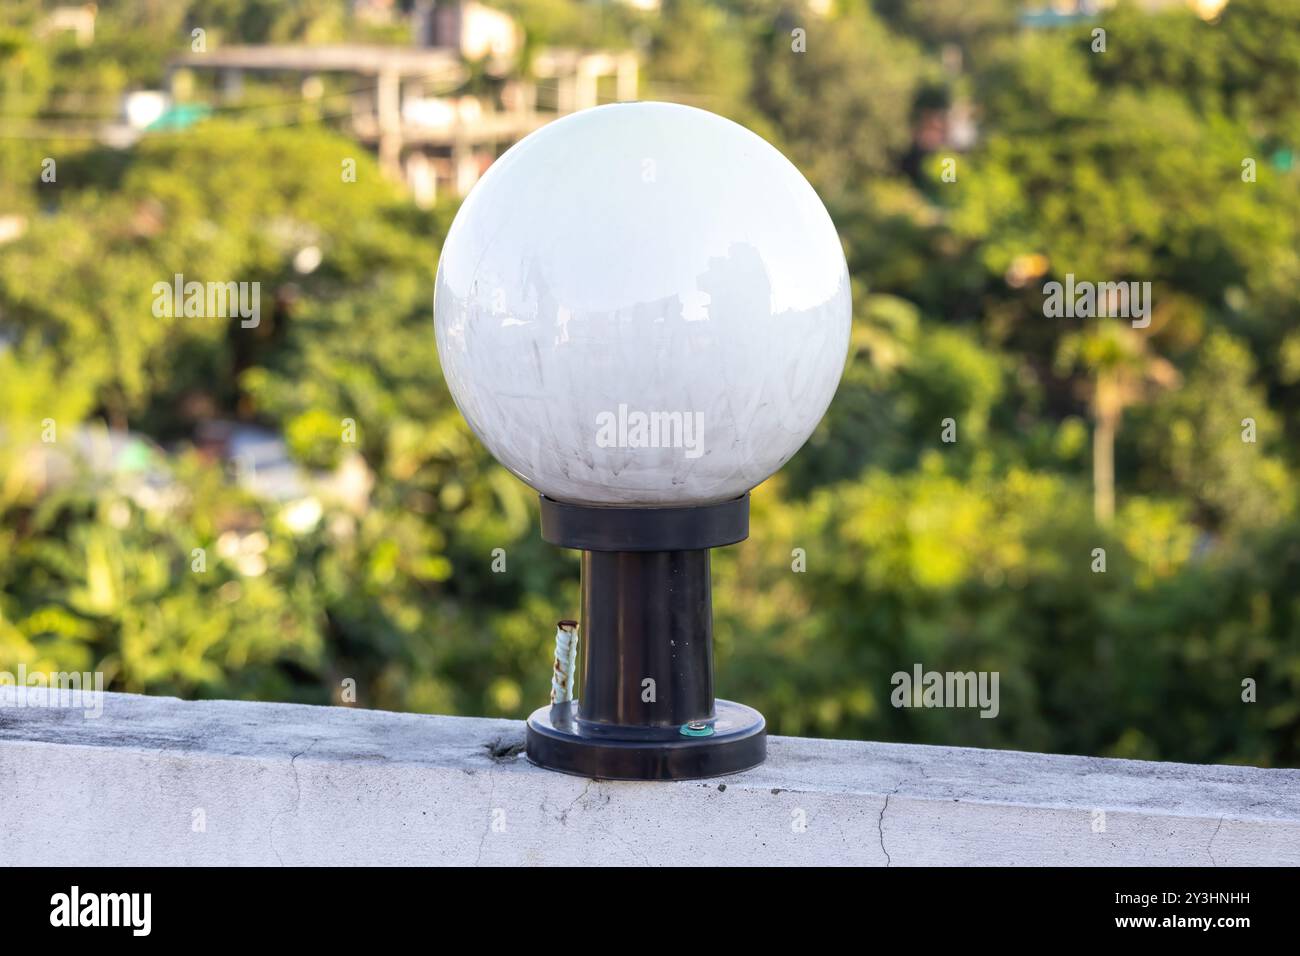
[1,687,1297,865]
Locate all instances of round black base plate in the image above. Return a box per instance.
[526,699,766,781]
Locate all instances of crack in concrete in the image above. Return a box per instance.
[559,779,595,825]
[474,766,499,866]
[1207,814,1225,867]
[877,793,893,866]
[270,738,320,867]
[877,782,905,867]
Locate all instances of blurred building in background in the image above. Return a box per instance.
[158,0,638,204]
[35,3,98,47]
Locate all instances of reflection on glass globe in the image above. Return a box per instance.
[435,101,851,506]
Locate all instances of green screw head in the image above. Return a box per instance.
[680,721,714,738]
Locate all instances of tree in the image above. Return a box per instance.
[1056,324,1177,525]
[750,4,927,199]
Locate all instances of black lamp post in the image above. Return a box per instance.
[525,495,765,779]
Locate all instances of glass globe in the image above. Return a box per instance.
[435,101,851,506]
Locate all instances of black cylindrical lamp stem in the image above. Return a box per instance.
[577,549,714,735]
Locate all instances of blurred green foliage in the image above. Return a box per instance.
[1,0,1298,767]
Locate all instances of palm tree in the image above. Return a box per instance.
[1057,323,1178,525]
